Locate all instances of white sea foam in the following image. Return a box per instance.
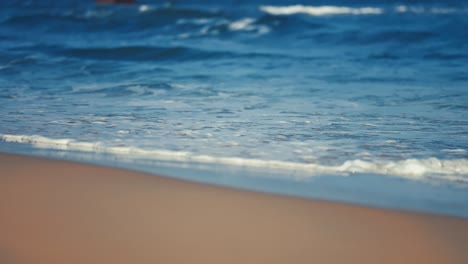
[229,18,256,31]
[260,5,462,16]
[395,5,458,14]
[139,5,150,13]
[176,18,212,25]
[260,5,383,16]
[192,18,270,36]
[228,18,270,34]
[2,134,468,183]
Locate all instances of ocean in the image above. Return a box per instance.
[1,0,467,217]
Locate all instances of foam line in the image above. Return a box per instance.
[260,5,383,16]
[395,5,458,14]
[1,134,468,183]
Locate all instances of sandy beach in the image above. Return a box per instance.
[0,153,467,264]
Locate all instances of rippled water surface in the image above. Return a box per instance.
[1,0,468,216]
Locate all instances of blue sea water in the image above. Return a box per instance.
[1,0,468,217]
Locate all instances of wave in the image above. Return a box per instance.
[2,134,468,183]
[260,5,383,16]
[395,5,462,14]
[176,17,271,38]
[259,4,467,17]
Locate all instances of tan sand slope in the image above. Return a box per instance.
[0,153,467,264]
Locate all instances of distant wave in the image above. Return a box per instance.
[395,5,460,14]
[260,5,383,16]
[2,134,468,183]
[228,18,269,34]
[176,17,271,38]
[260,5,466,16]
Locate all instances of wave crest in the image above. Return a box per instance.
[2,134,467,183]
[260,5,383,16]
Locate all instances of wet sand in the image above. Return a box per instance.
[0,153,467,264]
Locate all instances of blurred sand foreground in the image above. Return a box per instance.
[0,153,467,264]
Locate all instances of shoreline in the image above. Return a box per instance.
[1,153,468,263]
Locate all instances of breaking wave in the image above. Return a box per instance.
[260,5,383,16]
[260,5,467,17]
[2,134,468,183]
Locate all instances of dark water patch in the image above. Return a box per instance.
[357,76,415,83]
[368,52,401,60]
[348,30,434,45]
[313,29,435,46]
[0,51,20,62]
[0,34,18,41]
[8,44,64,54]
[423,52,468,60]
[447,73,468,82]
[180,74,213,80]
[370,30,434,43]
[1,12,91,32]
[61,46,224,62]
[59,45,312,63]
[5,11,91,23]
[242,51,304,60]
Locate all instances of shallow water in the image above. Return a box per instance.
[1,0,468,216]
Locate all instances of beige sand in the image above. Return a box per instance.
[0,153,467,264]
